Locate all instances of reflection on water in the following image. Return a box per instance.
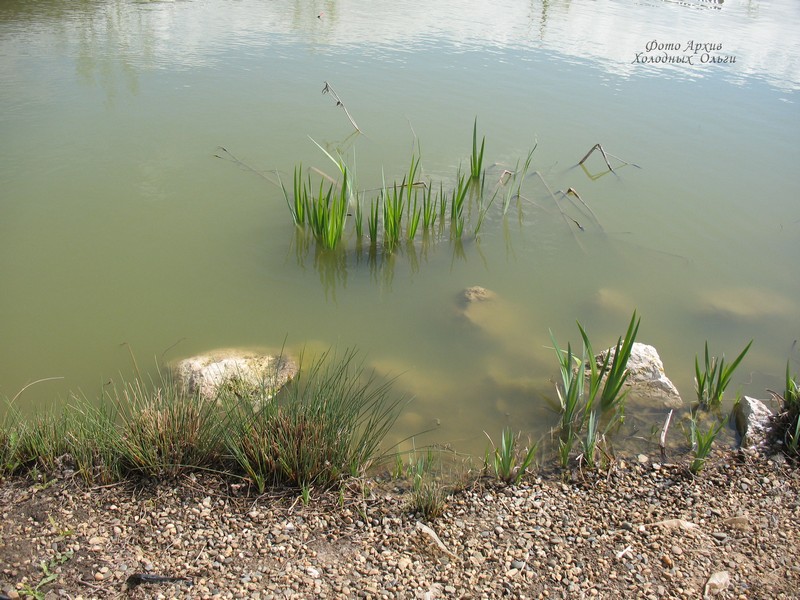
[1,0,799,457]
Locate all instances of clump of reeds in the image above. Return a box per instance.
[112,377,224,479]
[484,427,538,484]
[410,477,448,520]
[687,412,723,475]
[223,348,404,493]
[551,312,640,470]
[695,340,752,409]
[280,121,502,254]
[469,117,485,180]
[0,350,404,497]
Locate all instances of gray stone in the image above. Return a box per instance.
[175,348,298,402]
[460,285,496,305]
[733,396,773,449]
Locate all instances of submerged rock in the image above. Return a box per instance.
[733,396,773,449]
[461,285,496,305]
[595,342,683,409]
[698,287,796,319]
[175,349,298,401]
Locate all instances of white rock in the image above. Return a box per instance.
[595,342,682,409]
[175,349,298,402]
[734,396,773,449]
[704,570,730,597]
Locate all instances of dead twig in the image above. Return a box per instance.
[322,81,361,132]
[564,187,603,231]
[214,147,279,187]
[578,143,641,172]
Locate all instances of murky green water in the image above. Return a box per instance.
[2,0,799,455]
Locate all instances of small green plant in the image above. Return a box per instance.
[469,117,485,180]
[486,427,537,484]
[19,549,73,600]
[688,413,723,474]
[695,340,752,408]
[410,477,448,520]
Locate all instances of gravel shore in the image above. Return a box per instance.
[2,450,798,599]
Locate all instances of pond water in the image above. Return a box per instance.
[2,0,799,456]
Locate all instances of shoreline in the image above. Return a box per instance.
[2,449,798,599]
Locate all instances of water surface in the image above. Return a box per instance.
[2,0,799,455]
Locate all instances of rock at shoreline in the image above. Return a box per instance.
[595,342,683,409]
[733,396,773,449]
[175,349,298,401]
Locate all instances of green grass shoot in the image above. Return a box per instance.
[695,340,752,408]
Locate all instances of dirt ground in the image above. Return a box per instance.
[1,449,799,599]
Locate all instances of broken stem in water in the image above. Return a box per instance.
[322,81,361,133]
[577,143,641,171]
[214,146,280,187]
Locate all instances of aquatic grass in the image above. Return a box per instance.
[475,171,502,237]
[688,413,723,475]
[695,340,752,409]
[406,190,421,241]
[450,171,469,239]
[305,175,349,250]
[382,177,405,250]
[422,182,440,230]
[278,165,308,226]
[486,427,538,484]
[469,117,485,180]
[354,191,364,238]
[367,196,379,244]
[515,145,537,205]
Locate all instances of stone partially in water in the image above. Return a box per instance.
[733,396,773,449]
[595,343,682,409]
[460,285,496,305]
[175,349,298,401]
